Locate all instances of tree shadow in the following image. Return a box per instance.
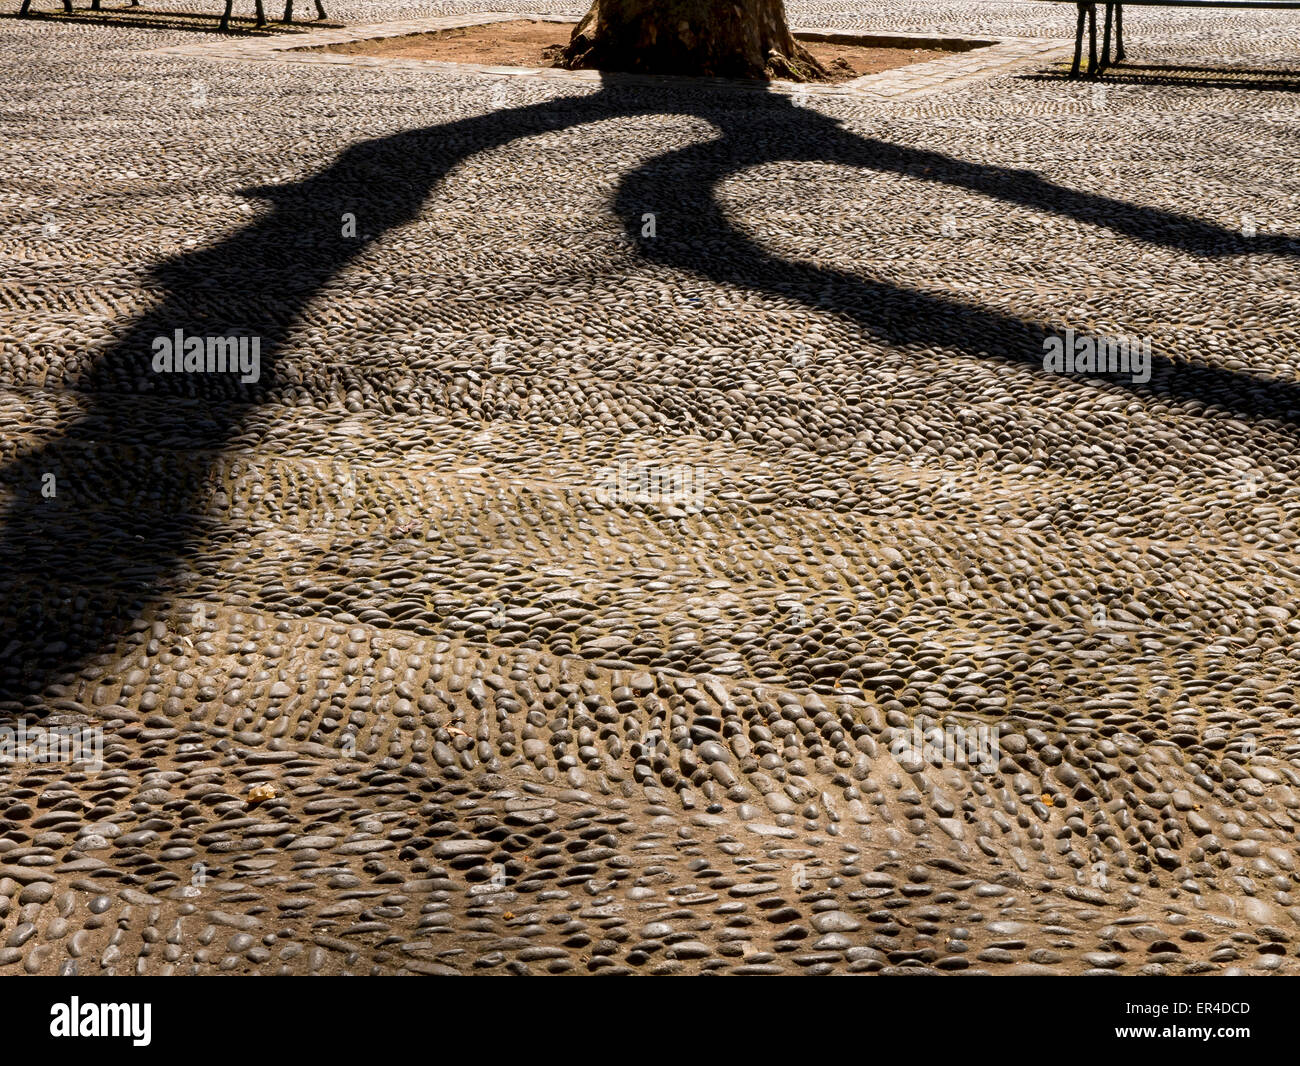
[2,74,1296,717]
[613,87,1300,419]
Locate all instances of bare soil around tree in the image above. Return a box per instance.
[305,19,953,82]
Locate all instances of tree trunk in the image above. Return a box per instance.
[559,0,827,81]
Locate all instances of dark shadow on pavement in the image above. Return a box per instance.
[7,6,335,32]
[1022,66,1300,92]
[1,73,1296,719]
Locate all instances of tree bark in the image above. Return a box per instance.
[559,0,827,81]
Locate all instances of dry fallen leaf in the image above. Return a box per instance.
[247,783,277,804]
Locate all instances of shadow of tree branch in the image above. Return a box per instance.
[2,76,1295,716]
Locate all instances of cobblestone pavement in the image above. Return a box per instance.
[2,0,1300,975]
